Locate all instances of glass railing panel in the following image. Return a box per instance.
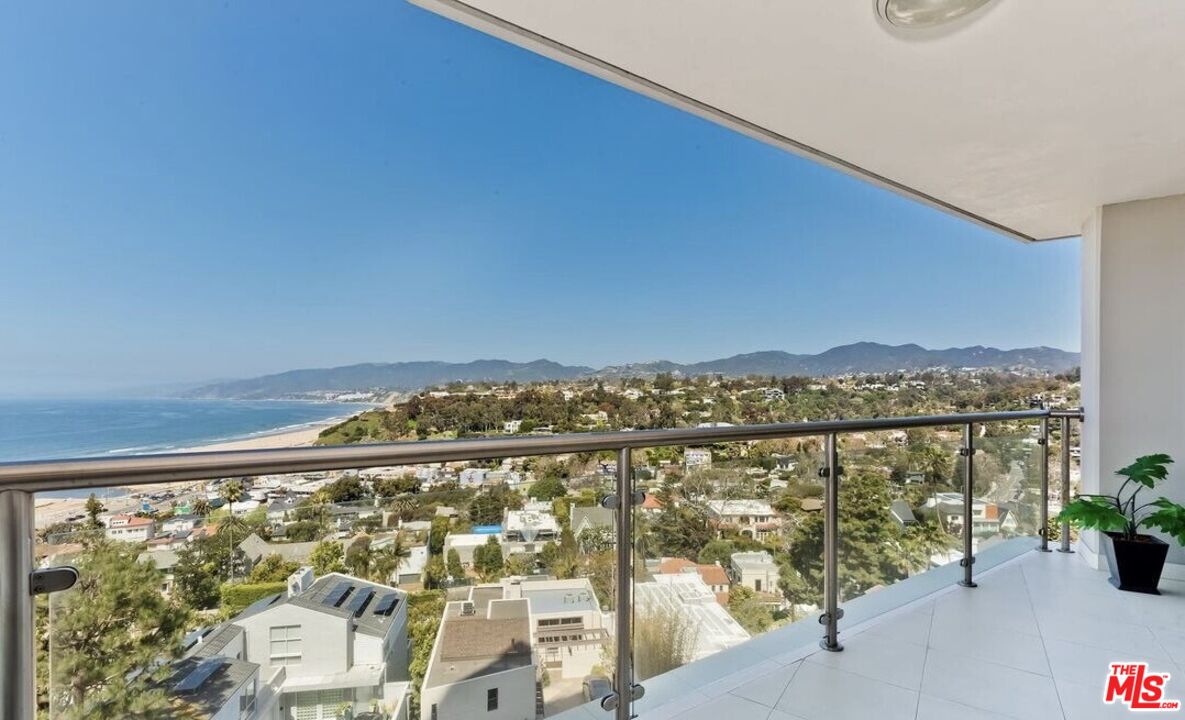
[624,436,824,705]
[835,427,966,612]
[974,421,1045,545]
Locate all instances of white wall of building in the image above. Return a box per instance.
[1081,193,1185,566]
[420,665,536,720]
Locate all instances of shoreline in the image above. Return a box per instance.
[34,414,352,529]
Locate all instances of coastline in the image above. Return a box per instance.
[34,414,350,530]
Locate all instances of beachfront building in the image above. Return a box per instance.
[228,568,411,720]
[420,595,536,720]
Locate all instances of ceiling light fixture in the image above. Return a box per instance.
[876,0,995,29]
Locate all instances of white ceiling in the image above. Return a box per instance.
[411,0,1185,241]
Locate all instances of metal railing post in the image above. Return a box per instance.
[958,424,977,588]
[612,447,636,719]
[1058,415,1074,553]
[820,433,843,651]
[1037,417,1052,552]
[0,489,35,720]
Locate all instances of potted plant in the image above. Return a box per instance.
[1058,453,1185,594]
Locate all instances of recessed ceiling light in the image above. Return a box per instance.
[876,0,995,29]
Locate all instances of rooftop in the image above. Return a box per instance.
[423,599,533,690]
[165,654,258,718]
[519,579,600,615]
[706,499,775,516]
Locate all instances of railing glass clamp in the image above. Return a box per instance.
[600,495,620,510]
[31,566,79,596]
[600,692,619,712]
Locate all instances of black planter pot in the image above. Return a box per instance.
[1102,532,1170,594]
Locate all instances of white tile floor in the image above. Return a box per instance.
[639,550,1185,720]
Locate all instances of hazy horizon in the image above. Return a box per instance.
[0,2,1080,395]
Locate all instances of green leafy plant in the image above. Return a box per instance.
[1058,454,1185,544]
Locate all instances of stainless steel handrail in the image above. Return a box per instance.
[0,409,1054,492]
[0,406,1083,720]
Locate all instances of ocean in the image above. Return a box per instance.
[0,398,371,470]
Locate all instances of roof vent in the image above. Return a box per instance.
[460,601,476,616]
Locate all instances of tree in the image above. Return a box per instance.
[310,540,345,575]
[221,480,245,506]
[697,539,736,567]
[469,491,509,526]
[370,534,411,584]
[407,591,446,714]
[191,496,211,517]
[325,475,370,504]
[527,475,567,501]
[216,512,251,582]
[727,585,775,634]
[247,554,301,583]
[446,548,465,580]
[282,520,323,543]
[50,540,189,719]
[423,556,447,589]
[173,535,240,610]
[345,535,374,578]
[428,516,449,556]
[504,553,535,577]
[577,525,615,554]
[472,536,504,581]
[84,494,105,528]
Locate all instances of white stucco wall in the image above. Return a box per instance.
[420,665,536,720]
[1081,193,1185,566]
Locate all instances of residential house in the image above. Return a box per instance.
[658,558,731,604]
[569,506,614,547]
[230,568,411,720]
[420,596,535,720]
[104,514,156,543]
[729,551,779,595]
[506,576,609,679]
[502,507,558,555]
[684,448,713,471]
[161,514,202,535]
[705,499,780,541]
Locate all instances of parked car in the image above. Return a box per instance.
[583,675,613,703]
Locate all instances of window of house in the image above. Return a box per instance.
[487,688,499,711]
[268,624,302,666]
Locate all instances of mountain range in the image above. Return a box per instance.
[184,342,1079,399]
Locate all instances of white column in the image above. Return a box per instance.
[1080,193,1185,568]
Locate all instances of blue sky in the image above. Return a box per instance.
[0,2,1079,395]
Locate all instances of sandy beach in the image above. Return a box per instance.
[35,421,336,529]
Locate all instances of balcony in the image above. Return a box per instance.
[12,407,1164,720]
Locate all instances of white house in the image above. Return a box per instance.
[705,499,780,541]
[505,577,610,679]
[160,514,202,535]
[684,448,713,471]
[104,514,156,543]
[729,551,780,595]
[420,596,536,720]
[229,569,411,720]
[634,573,750,662]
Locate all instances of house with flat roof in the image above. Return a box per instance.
[420,596,535,720]
[729,551,780,596]
[505,576,610,679]
[228,568,411,720]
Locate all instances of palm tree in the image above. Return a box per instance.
[369,533,411,585]
[221,480,245,507]
[191,496,211,517]
[900,516,957,574]
[217,481,249,583]
[390,496,417,523]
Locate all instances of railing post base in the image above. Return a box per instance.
[819,638,844,652]
[958,580,978,588]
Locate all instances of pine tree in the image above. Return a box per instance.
[50,539,189,719]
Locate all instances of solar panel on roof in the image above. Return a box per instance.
[322,581,353,607]
[174,657,226,693]
[373,593,399,616]
[346,587,375,616]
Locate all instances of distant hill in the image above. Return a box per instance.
[186,342,1079,399]
[186,359,593,399]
